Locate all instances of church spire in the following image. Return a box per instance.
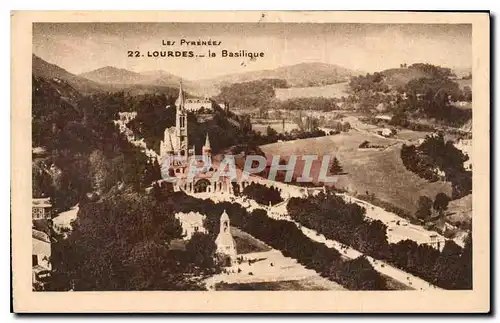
[175,81,185,110]
[204,133,211,149]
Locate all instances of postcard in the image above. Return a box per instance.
[11,10,490,313]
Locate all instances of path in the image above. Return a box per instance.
[206,249,345,291]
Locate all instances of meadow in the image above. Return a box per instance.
[260,130,452,215]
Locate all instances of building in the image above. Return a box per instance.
[426,234,446,251]
[32,229,51,287]
[175,211,207,240]
[184,98,213,112]
[32,198,52,220]
[159,82,233,194]
[215,210,237,262]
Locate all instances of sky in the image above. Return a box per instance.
[33,23,472,80]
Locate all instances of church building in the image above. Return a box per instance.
[215,210,237,262]
[159,82,233,195]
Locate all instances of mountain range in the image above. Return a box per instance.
[33,54,471,98]
[79,67,187,89]
[78,62,362,96]
[33,54,365,96]
[32,54,105,94]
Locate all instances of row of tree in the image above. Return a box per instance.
[164,191,388,290]
[241,183,284,206]
[286,192,472,289]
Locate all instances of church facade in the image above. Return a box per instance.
[159,83,233,195]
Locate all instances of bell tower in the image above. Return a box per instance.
[215,210,237,262]
[175,81,189,159]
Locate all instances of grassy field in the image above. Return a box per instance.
[393,129,431,142]
[215,277,345,291]
[231,227,271,254]
[275,82,350,101]
[447,194,472,226]
[260,130,452,215]
[216,275,410,291]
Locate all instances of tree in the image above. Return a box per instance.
[242,183,283,206]
[185,232,217,270]
[462,86,472,102]
[330,157,344,175]
[88,149,109,194]
[266,126,278,139]
[341,256,386,290]
[432,240,463,289]
[415,196,433,221]
[433,192,450,216]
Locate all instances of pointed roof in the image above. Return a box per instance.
[175,81,185,109]
[204,133,211,149]
[220,209,229,221]
[164,131,174,152]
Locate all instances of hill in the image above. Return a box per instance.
[199,62,361,92]
[378,64,463,89]
[32,54,105,94]
[32,75,84,148]
[76,62,362,97]
[380,68,430,89]
[79,67,204,96]
[79,66,144,85]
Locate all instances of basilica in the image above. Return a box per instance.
[159,82,234,195]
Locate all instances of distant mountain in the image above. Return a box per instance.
[80,67,185,87]
[139,70,184,87]
[75,62,362,97]
[32,54,105,94]
[79,66,144,85]
[79,67,203,95]
[199,62,361,91]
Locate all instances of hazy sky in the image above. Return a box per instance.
[33,23,472,80]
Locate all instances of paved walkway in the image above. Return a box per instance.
[206,249,345,291]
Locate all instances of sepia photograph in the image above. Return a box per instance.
[11,11,490,313]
